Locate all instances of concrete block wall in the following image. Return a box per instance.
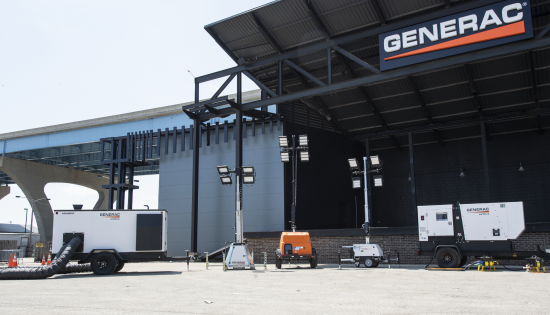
[248,232,550,265]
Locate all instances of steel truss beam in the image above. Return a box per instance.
[194,37,550,121]
[352,107,550,140]
[304,0,331,40]
[408,76,445,146]
[252,11,284,54]
[370,0,386,26]
[333,45,380,74]
[289,68,347,133]
[196,0,505,84]
[335,50,401,151]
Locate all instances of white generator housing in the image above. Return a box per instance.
[52,210,168,255]
[418,202,525,241]
[353,244,384,257]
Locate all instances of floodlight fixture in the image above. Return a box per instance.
[299,134,308,147]
[242,166,255,174]
[299,150,309,162]
[373,175,383,187]
[348,158,360,170]
[220,175,232,185]
[459,168,465,177]
[279,136,289,147]
[243,174,255,185]
[280,151,290,162]
[352,177,362,189]
[518,162,525,172]
[369,155,381,168]
[217,165,230,175]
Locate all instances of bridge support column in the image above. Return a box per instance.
[0,186,10,200]
[0,156,115,242]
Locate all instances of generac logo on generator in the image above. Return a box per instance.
[100,212,120,220]
[466,207,490,215]
[379,0,533,71]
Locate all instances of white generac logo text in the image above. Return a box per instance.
[384,3,524,53]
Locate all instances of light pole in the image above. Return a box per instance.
[23,208,28,233]
[16,196,50,245]
[279,134,309,231]
[347,156,383,243]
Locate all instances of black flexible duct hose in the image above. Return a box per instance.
[0,236,87,280]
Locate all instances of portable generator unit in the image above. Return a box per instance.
[343,244,385,268]
[417,201,550,268]
[275,232,318,269]
[52,209,184,275]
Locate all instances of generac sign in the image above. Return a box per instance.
[379,0,533,71]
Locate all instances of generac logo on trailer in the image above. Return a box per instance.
[100,213,120,220]
[379,0,533,71]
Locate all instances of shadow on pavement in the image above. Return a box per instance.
[52,271,182,279]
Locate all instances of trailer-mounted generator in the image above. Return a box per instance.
[52,209,173,275]
[417,202,550,268]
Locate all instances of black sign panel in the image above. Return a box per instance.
[379,0,533,71]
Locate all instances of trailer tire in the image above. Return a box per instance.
[364,258,375,268]
[115,261,125,273]
[372,261,379,268]
[436,248,460,268]
[275,257,282,269]
[91,252,117,275]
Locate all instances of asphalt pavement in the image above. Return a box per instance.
[1,260,548,314]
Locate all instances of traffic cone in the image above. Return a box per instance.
[41,255,46,265]
[46,253,52,265]
[8,254,13,267]
[12,253,18,267]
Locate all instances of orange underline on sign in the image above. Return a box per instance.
[384,21,525,61]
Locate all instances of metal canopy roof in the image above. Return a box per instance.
[203,0,550,150]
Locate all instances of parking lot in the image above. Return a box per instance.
[1,260,548,314]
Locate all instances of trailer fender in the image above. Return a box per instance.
[81,249,125,263]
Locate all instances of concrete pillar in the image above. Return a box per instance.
[0,186,10,200]
[0,156,116,242]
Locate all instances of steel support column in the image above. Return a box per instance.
[235,73,244,243]
[408,133,417,222]
[480,122,491,202]
[364,139,372,231]
[190,83,200,253]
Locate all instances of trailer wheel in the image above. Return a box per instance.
[436,248,460,268]
[372,261,379,268]
[115,261,125,273]
[364,258,375,268]
[275,257,282,269]
[91,252,117,275]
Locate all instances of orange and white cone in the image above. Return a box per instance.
[8,254,13,267]
[46,253,52,266]
[12,253,18,267]
[41,255,46,265]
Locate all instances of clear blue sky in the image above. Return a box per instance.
[0,0,273,227]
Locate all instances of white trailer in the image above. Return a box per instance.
[52,209,172,275]
[417,202,549,268]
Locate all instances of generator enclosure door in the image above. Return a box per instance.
[52,210,168,254]
[418,204,453,240]
[460,202,524,241]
